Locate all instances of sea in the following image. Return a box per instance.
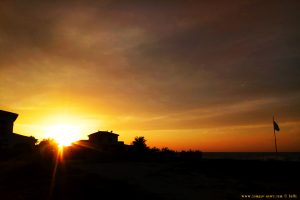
[202,152,300,161]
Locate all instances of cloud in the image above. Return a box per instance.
[0,0,300,149]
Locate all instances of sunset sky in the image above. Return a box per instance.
[1,0,300,151]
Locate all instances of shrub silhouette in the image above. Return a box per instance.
[161,147,176,155]
[180,150,202,161]
[132,136,147,149]
[37,138,59,167]
[130,136,149,159]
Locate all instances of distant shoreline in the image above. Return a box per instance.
[202,152,300,161]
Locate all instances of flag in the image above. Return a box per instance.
[273,120,280,132]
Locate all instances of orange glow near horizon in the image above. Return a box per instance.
[31,112,100,146]
[44,124,81,147]
[9,108,300,152]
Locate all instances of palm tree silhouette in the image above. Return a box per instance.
[131,136,149,159]
[132,136,147,149]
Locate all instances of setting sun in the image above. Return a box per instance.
[44,124,81,146]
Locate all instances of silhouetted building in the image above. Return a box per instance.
[88,131,119,146]
[0,110,18,137]
[73,130,126,154]
[0,110,36,149]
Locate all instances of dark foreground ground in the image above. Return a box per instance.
[0,157,299,200]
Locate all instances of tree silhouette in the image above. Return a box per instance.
[130,136,149,159]
[38,138,58,149]
[29,136,38,146]
[132,136,147,149]
[37,138,59,165]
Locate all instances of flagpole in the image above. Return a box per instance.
[273,116,278,153]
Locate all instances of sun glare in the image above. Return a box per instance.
[45,124,81,147]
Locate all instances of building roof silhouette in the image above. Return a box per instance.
[88,130,119,137]
[0,110,18,122]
